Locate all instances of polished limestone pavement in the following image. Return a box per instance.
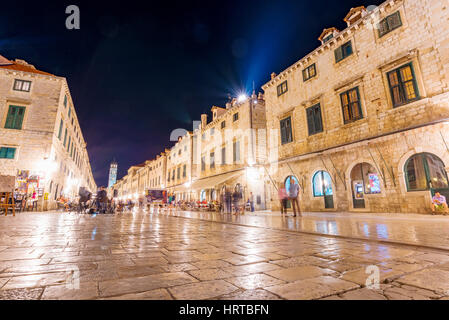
[1,209,449,300]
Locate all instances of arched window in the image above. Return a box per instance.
[312,171,333,197]
[200,190,206,201]
[350,163,381,194]
[284,175,299,195]
[405,153,448,191]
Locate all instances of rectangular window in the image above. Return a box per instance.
[210,127,215,136]
[5,105,25,130]
[221,147,226,165]
[58,120,64,140]
[340,87,363,124]
[277,81,288,96]
[172,170,175,180]
[378,11,402,37]
[233,141,240,163]
[221,121,226,129]
[68,108,71,119]
[13,79,31,92]
[302,64,316,82]
[64,95,67,108]
[335,41,353,63]
[387,63,419,107]
[306,104,323,135]
[210,152,215,169]
[177,167,180,180]
[201,156,206,171]
[0,147,16,159]
[183,164,186,178]
[323,34,334,43]
[233,113,239,122]
[280,116,293,144]
[63,128,68,147]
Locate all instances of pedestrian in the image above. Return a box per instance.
[31,190,38,211]
[249,192,255,212]
[225,187,232,214]
[431,191,449,214]
[288,177,301,217]
[232,189,241,215]
[278,183,288,215]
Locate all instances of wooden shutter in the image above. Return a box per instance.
[5,106,16,128]
[335,46,343,62]
[388,11,402,30]
[314,105,323,133]
[378,18,389,37]
[306,108,314,135]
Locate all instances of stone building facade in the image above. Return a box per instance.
[263,0,449,214]
[186,92,268,209]
[0,55,96,209]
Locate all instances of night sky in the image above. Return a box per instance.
[1,0,383,186]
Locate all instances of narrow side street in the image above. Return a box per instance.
[1,210,449,300]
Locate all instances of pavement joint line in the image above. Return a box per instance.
[165,212,449,254]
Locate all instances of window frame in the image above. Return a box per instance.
[0,147,16,159]
[306,104,323,135]
[334,41,353,63]
[340,87,363,124]
[13,79,31,92]
[405,153,449,192]
[378,11,402,38]
[302,63,317,82]
[4,105,26,130]
[280,116,293,145]
[277,81,288,96]
[387,62,420,108]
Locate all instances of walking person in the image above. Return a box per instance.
[249,192,255,212]
[232,188,241,215]
[31,190,38,211]
[288,177,301,217]
[278,183,288,215]
[225,187,232,214]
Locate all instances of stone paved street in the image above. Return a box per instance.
[1,210,449,300]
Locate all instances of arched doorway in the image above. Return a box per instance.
[405,153,449,197]
[350,163,381,208]
[312,170,334,208]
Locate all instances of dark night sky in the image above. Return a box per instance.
[1,0,383,186]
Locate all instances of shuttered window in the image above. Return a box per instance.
[5,105,25,130]
[183,164,186,177]
[387,63,419,107]
[233,113,239,122]
[378,11,402,37]
[58,120,64,140]
[302,64,316,82]
[210,151,215,169]
[233,141,240,163]
[63,128,68,147]
[340,87,363,124]
[280,116,293,144]
[0,147,16,159]
[221,147,226,165]
[277,81,288,96]
[335,41,353,63]
[306,104,323,135]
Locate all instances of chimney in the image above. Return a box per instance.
[201,114,208,129]
[271,72,277,80]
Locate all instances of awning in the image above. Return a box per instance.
[190,170,243,190]
[170,170,243,193]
